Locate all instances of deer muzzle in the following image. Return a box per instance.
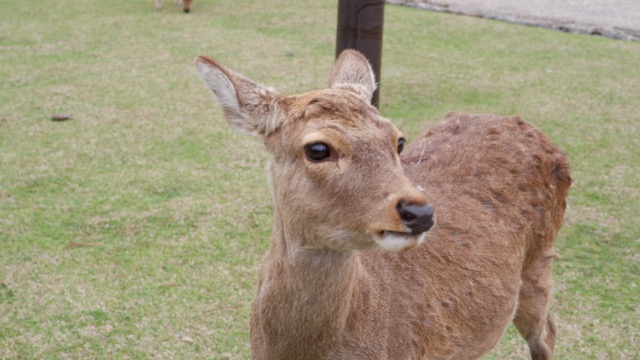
[397,202,435,234]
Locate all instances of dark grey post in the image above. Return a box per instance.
[336,0,385,108]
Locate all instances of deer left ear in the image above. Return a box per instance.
[195,55,283,138]
[328,50,377,103]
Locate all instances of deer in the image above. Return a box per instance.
[195,50,571,360]
[155,0,192,13]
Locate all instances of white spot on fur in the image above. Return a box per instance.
[417,143,427,165]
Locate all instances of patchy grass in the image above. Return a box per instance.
[1,0,638,358]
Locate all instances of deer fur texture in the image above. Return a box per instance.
[155,0,192,13]
[195,50,571,360]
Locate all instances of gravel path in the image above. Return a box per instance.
[389,0,640,41]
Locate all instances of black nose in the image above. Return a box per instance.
[397,202,435,234]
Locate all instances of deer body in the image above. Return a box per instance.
[196,51,570,360]
[155,0,192,13]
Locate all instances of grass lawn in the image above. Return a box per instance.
[1,0,638,358]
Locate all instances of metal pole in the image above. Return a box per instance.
[336,0,385,108]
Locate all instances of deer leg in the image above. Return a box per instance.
[183,0,192,13]
[155,0,162,11]
[513,251,557,360]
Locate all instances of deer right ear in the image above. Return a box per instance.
[328,50,377,103]
[195,56,283,137]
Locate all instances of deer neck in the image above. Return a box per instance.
[252,208,366,359]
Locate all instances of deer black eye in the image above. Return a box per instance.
[304,142,331,162]
[397,137,406,154]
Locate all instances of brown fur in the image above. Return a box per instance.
[195,50,571,359]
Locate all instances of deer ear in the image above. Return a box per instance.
[328,50,377,103]
[195,55,283,137]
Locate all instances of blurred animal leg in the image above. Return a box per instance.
[513,250,557,360]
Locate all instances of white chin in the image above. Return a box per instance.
[374,231,427,252]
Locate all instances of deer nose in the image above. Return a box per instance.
[397,201,435,234]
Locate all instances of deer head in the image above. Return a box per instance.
[196,50,434,252]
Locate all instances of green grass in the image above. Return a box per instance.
[1,0,638,358]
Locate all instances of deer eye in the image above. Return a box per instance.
[397,137,406,154]
[304,142,332,162]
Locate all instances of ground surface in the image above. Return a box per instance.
[391,0,640,40]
